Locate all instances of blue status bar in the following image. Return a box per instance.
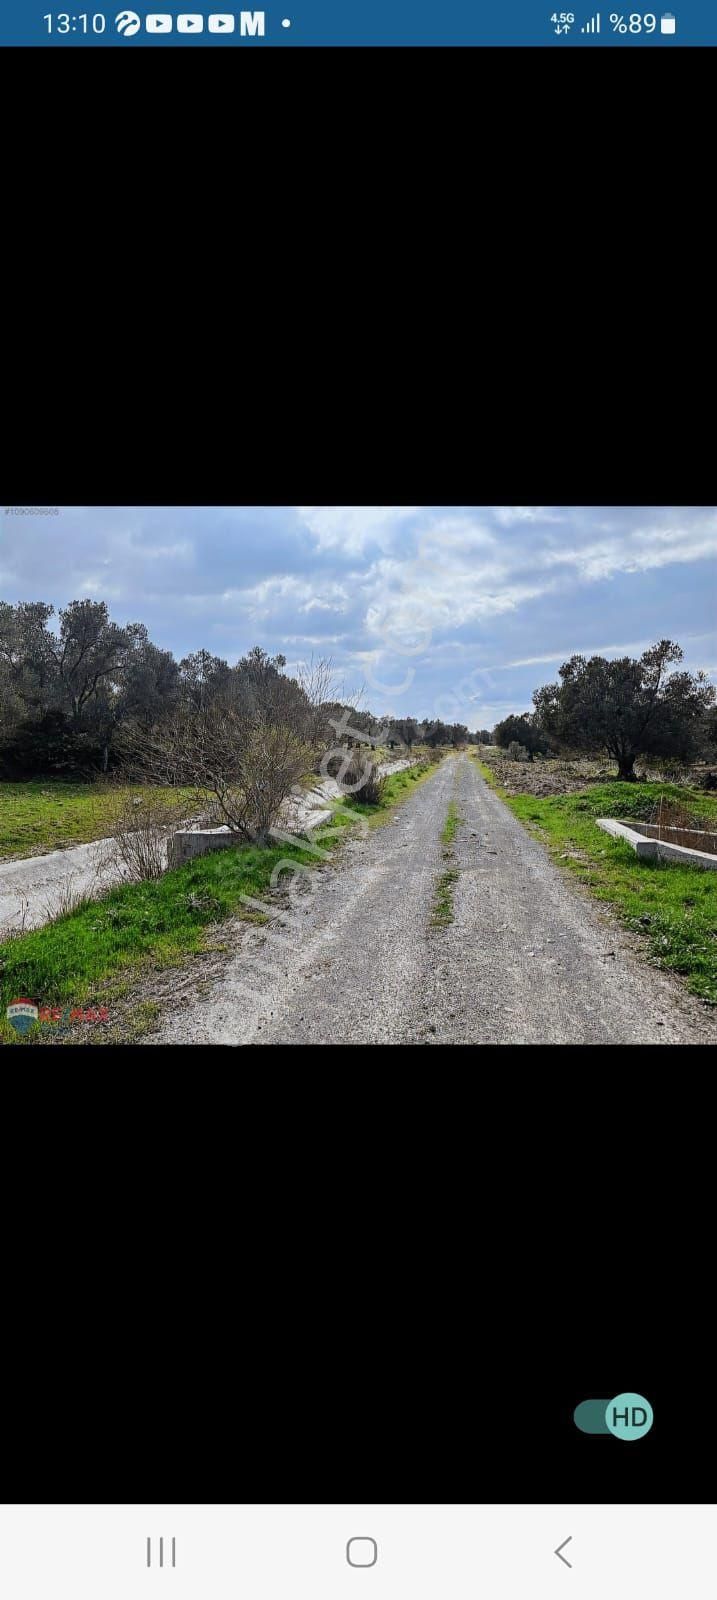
[1,0,714,45]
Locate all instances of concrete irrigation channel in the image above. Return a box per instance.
[596,817,717,869]
[0,761,413,939]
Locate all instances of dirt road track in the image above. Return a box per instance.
[147,754,717,1046]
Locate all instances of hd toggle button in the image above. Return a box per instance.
[574,1392,653,1440]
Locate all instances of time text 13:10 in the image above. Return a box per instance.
[44,13,107,29]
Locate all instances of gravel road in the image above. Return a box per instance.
[147,753,717,1046]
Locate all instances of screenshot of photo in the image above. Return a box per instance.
[1,505,715,1051]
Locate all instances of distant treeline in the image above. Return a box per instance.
[0,600,485,779]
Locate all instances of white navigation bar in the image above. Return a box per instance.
[0,1505,713,1599]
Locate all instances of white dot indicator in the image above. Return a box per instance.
[281,16,291,24]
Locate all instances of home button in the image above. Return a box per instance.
[347,1538,378,1568]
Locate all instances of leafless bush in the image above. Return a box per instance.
[133,665,333,844]
[213,725,314,840]
[294,656,336,751]
[337,749,387,805]
[100,788,186,881]
[508,741,529,762]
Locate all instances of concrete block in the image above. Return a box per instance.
[596,818,717,870]
[630,820,717,852]
[654,839,717,870]
[596,819,657,857]
[167,827,235,869]
[167,802,336,871]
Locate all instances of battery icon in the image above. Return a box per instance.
[660,11,676,29]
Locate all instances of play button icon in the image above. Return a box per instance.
[177,12,204,28]
[208,11,235,26]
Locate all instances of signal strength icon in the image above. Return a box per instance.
[581,10,600,27]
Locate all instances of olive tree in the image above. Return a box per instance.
[532,640,715,780]
[493,713,548,762]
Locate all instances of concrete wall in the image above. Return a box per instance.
[597,818,717,871]
[653,839,717,870]
[167,827,236,869]
[629,820,717,853]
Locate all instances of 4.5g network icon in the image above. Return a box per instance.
[115,9,141,31]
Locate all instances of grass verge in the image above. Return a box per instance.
[473,762,717,1004]
[0,810,357,1046]
[0,780,199,861]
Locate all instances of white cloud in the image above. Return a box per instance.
[281,633,349,646]
[491,506,565,526]
[221,573,350,618]
[140,541,193,561]
[296,505,420,554]
[536,515,717,582]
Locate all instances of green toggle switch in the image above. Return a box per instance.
[574,1399,610,1434]
[574,1393,653,1440]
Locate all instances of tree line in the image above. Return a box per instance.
[0,600,480,780]
[7,605,707,790]
[492,640,716,780]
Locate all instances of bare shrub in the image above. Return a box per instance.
[101,788,188,881]
[508,741,529,762]
[337,749,387,805]
[134,671,330,844]
[211,725,313,841]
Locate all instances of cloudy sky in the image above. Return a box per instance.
[1,505,715,728]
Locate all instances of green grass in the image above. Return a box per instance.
[431,868,459,927]
[0,780,199,861]
[431,792,462,923]
[476,769,717,1004]
[441,799,461,848]
[0,811,357,1046]
[473,755,498,784]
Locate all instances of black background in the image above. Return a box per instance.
[0,1272,694,1503]
[1,1082,709,1505]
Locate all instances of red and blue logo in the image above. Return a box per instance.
[6,998,39,1036]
